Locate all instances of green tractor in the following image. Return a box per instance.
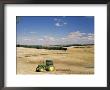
[36,60,55,72]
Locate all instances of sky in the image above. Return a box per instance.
[16,16,94,45]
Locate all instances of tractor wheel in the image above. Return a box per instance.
[39,68,45,72]
[46,66,55,71]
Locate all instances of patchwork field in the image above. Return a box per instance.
[17,46,94,74]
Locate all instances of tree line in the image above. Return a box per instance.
[16,44,67,51]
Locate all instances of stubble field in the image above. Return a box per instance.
[17,46,94,74]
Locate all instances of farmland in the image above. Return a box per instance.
[16,45,94,74]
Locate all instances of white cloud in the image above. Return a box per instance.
[55,22,67,27]
[55,22,62,27]
[61,38,67,40]
[40,36,56,45]
[66,31,94,44]
[54,17,67,27]
[54,31,94,45]
[17,31,94,45]
[44,36,55,41]
[68,31,86,39]
[64,22,67,25]
[87,33,94,40]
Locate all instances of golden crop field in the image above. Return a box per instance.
[16,46,94,74]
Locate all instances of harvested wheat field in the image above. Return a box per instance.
[17,46,94,74]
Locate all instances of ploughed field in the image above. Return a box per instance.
[17,46,94,74]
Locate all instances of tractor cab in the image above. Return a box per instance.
[46,60,53,66]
